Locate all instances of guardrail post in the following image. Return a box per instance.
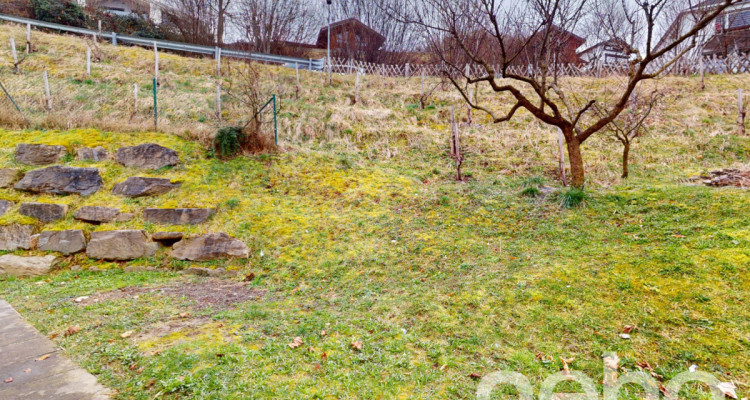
[112,32,117,46]
[153,77,158,130]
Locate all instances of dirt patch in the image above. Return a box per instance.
[689,169,750,187]
[79,278,266,311]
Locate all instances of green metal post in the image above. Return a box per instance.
[0,80,29,125]
[273,94,277,146]
[152,78,157,131]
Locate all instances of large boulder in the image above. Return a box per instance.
[116,143,179,170]
[15,166,103,196]
[38,230,86,255]
[0,254,58,277]
[0,224,33,250]
[112,177,180,198]
[86,230,157,260]
[0,168,20,188]
[143,208,215,225]
[172,232,249,261]
[15,144,67,165]
[19,202,68,223]
[76,146,109,162]
[73,206,120,224]
[0,200,12,216]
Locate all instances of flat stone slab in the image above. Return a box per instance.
[86,230,156,261]
[143,208,215,225]
[0,168,20,188]
[172,232,249,261]
[111,177,180,198]
[76,146,108,162]
[15,144,67,165]
[0,224,33,251]
[19,203,68,223]
[0,255,58,277]
[37,230,86,255]
[115,143,179,170]
[15,167,103,196]
[0,300,110,399]
[152,232,183,246]
[0,200,12,216]
[73,206,120,224]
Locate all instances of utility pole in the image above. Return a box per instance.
[327,0,332,85]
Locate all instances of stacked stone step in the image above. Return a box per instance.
[0,143,250,277]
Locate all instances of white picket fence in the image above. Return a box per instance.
[328,53,750,79]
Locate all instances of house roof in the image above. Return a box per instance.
[315,18,386,48]
[578,38,634,56]
[655,0,750,50]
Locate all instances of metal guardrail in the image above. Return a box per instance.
[0,13,325,71]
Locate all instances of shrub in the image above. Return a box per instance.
[31,0,87,27]
[558,187,587,209]
[213,126,243,159]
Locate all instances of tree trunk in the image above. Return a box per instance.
[216,0,225,47]
[565,134,586,188]
[621,141,630,179]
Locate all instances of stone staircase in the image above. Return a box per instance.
[0,143,249,277]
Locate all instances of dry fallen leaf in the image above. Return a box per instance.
[320,352,328,360]
[469,372,482,380]
[23,369,30,373]
[561,357,575,372]
[603,354,620,370]
[717,382,738,399]
[120,331,133,339]
[320,330,327,337]
[3,378,12,383]
[622,325,635,334]
[178,312,190,318]
[350,341,363,351]
[312,363,323,373]
[64,326,81,337]
[36,354,52,361]
[288,337,303,349]
[48,333,58,340]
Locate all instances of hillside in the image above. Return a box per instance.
[0,22,749,399]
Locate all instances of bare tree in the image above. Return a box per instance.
[394,0,742,187]
[594,89,660,178]
[160,0,216,46]
[231,0,315,55]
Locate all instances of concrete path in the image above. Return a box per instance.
[0,300,110,400]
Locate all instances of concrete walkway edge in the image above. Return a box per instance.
[0,299,111,400]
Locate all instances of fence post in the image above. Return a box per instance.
[153,77,158,130]
[43,70,51,111]
[420,69,425,108]
[25,23,31,54]
[465,64,470,77]
[467,86,473,124]
[86,45,91,76]
[10,38,18,68]
[738,88,745,135]
[154,42,159,83]
[273,94,278,146]
[98,20,102,38]
[215,46,221,76]
[355,68,360,104]
[405,62,410,78]
[450,106,456,157]
[699,56,705,91]
[557,127,567,186]
[133,83,138,116]
[216,81,222,122]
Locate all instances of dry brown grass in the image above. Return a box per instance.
[1,21,749,185]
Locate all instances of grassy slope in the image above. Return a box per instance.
[0,23,749,399]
